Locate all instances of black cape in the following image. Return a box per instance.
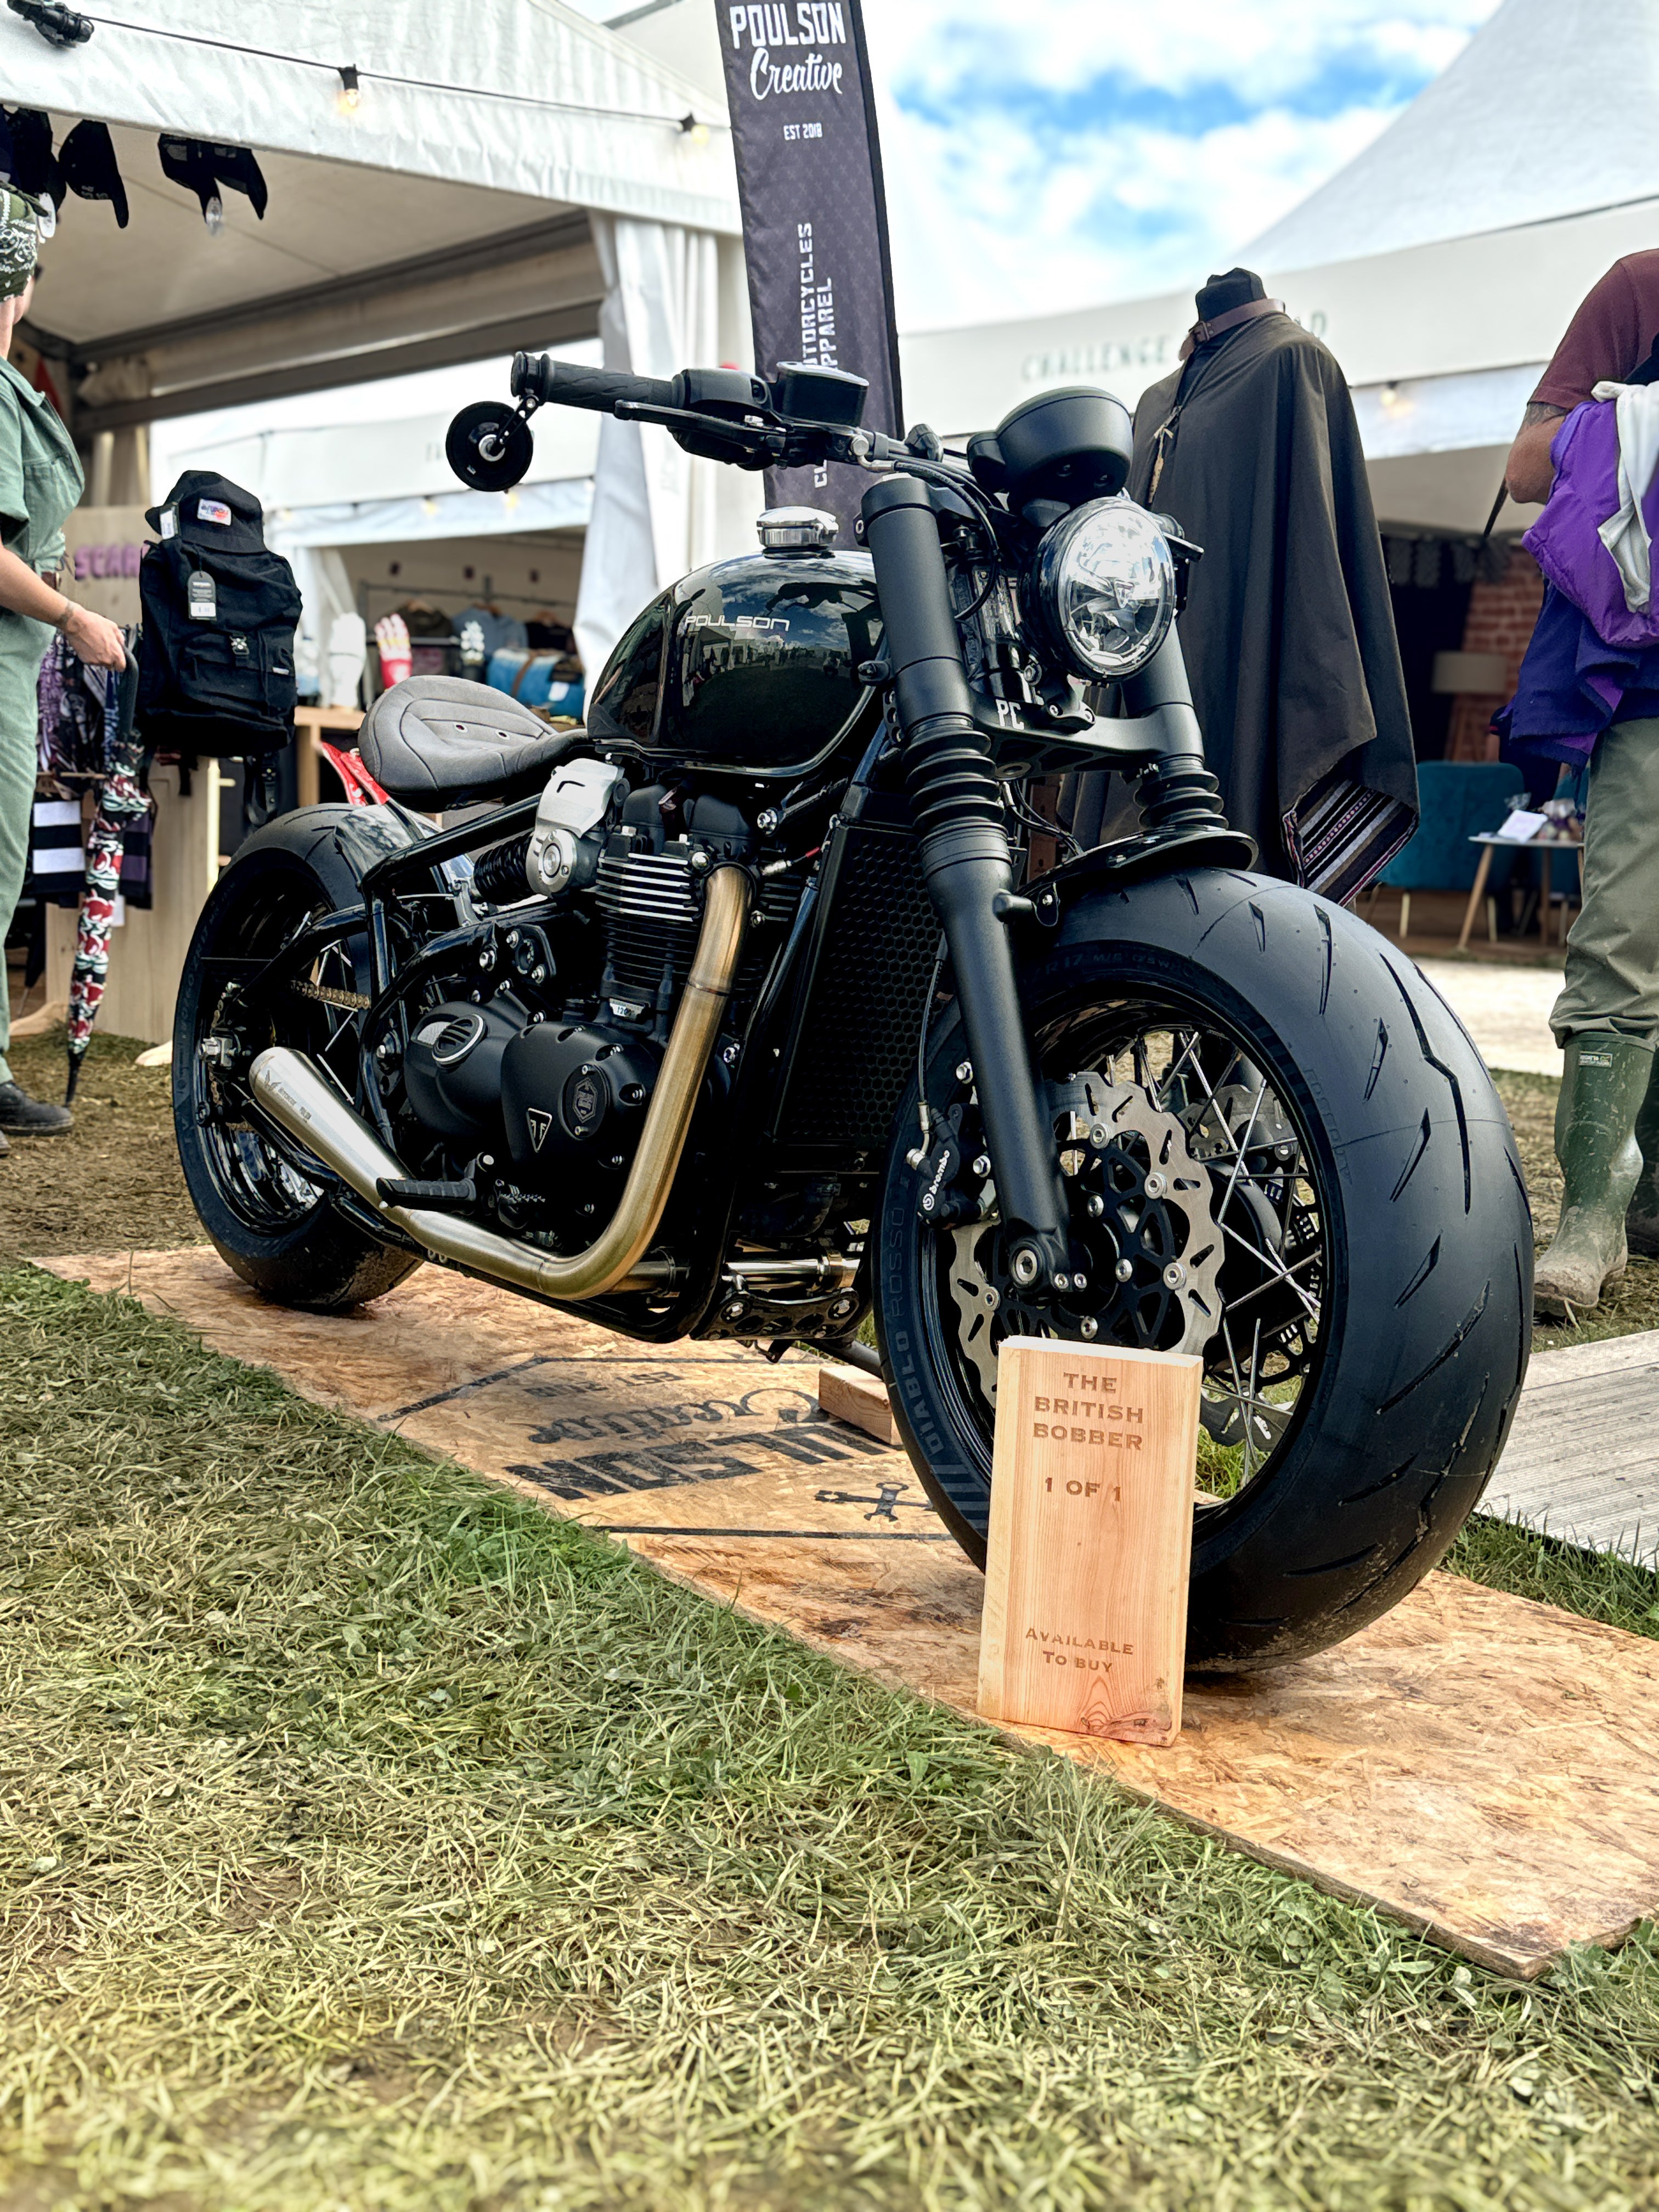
[1069,312,1417,897]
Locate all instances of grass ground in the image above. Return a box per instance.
[0,1029,196,1266]
[3,1032,1659,2207]
[3,1265,1658,2212]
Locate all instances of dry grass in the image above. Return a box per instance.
[3,1265,1659,2212]
[0,1026,201,1266]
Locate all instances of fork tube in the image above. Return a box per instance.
[861,476,1068,1283]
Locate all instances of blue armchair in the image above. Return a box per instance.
[1370,761,1525,940]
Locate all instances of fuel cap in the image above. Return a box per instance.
[757,506,838,550]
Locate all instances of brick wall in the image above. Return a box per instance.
[1444,545,1545,762]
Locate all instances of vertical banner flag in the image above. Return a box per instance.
[719,2,904,540]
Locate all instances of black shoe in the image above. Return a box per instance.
[0,1081,73,1135]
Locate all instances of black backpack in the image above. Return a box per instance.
[137,471,302,758]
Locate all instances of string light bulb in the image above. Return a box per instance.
[204,190,224,235]
[678,112,710,146]
[337,64,362,113]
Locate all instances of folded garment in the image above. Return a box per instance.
[1497,582,1659,771]
[1593,380,1659,613]
[1526,400,1659,649]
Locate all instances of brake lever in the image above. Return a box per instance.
[613,398,785,459]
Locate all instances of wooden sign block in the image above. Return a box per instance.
[978,1336,1202,1747]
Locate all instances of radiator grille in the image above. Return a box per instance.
[776,827,939,1148]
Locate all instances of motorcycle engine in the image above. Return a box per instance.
[496,785,751,1177]
[500,1021,661,1178]
[401,768,757,1233]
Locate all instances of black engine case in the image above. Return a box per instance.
[500,1019,661,1180]
[404,999,525,1144]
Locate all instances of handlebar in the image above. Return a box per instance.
[462,352,913,487]
[511,352,677,415]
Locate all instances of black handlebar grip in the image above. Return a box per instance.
[512,351,677,414]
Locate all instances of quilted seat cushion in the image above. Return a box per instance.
[358,675,575,807]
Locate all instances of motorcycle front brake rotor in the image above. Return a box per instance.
[944,1074,1223,1412]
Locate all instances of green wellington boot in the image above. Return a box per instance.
[1535,1034,1655,1319]
[1626,1051,1659,1259]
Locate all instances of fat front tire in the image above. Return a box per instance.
[173,841,419,1314]
[874,867,1533,1672]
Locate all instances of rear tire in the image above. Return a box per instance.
[173,843,419,1314]
[875,868,1532,1671]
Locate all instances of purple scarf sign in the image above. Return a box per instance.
[1525,401,1659,650]
[719,1,904,542]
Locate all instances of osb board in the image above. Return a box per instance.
[41,1247,1659,1980]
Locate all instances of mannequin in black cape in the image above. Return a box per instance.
[1064,269,1418,900]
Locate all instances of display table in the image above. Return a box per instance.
[1457,832,1584,952]
[292,704,367,809]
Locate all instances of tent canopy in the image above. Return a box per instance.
[3,0,737,435]
[1245,0,1659,273]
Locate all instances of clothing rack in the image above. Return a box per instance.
[357,580,575,612]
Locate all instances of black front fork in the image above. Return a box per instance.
[862,476,1070,1290]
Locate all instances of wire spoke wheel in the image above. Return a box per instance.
[173,839,417,1316]
[880,871,1531,1669]
[929,993,1329,1520]
[188,877,364,1235]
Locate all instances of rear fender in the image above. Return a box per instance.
[223,804,435,1002]
[231,802,428,915]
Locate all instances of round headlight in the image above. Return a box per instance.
[1031,498,1176,680]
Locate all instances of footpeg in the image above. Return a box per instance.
[376,1176,477,1208]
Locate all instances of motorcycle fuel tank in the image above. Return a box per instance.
[585,545,885,778]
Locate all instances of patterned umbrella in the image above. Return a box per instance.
[64,648,144,1104]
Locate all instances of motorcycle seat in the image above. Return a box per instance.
[358,675,577,808]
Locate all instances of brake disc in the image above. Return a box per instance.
[944,1074,1224,1409]
[946,1223,1003,1407]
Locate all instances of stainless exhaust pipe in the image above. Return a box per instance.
[250,864,750,1304]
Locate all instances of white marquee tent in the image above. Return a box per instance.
[3,0,754,671]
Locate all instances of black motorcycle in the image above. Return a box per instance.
[172,353,1532,1669]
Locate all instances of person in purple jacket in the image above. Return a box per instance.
[1505,253,1659,1317]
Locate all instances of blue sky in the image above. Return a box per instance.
[857,0,1504,328]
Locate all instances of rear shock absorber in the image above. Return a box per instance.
[860,477,1069,1285]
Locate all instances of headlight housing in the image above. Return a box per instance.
[1030,496,1176,680]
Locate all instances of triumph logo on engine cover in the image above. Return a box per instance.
[526,1108,554,1153]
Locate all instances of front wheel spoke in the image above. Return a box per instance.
[1218,1244,1324,1325]
[1218,1218,1322,1319]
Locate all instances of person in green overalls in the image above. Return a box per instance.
[0,187,126,1154]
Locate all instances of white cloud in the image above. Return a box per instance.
[867,0,1497,102]
[859,0,1504,330]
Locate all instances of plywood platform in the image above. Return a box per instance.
[1481,1329,1659,1566]
[43,1248,1659,1980]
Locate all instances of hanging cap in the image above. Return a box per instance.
[2,109,62,211]
[61,120,128,229]
[158,135,267,223]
